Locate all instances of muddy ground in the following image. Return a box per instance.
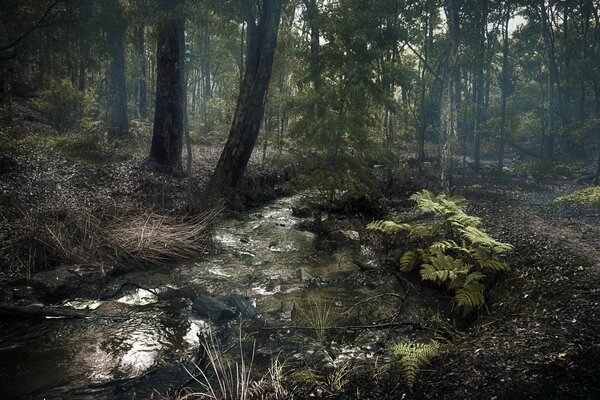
[1,106,599,399]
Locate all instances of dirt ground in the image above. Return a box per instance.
[409,174,600,399]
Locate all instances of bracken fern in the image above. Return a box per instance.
[368,190,513,314]
[390,341,440,389]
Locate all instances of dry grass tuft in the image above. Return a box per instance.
[1,205,221,275]
[106,207,221,266]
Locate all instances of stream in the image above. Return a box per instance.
[0,196,440,399]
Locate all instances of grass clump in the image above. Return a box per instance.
[179,325,289,400]
[1,205,220,275]
[554,186,600,206]
[296,295,336,342]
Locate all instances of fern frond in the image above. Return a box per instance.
[461,226,513,253]
[390,341,440,389]
[447,212,481,228]
[454,281,485,312]
[429,240,459,252]
[399,250,419,272]
[419,250,469,284]
[367,220,411,234]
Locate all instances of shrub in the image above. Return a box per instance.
[38,78,86,133]
[554,186,600,206]
[368,190,513,314]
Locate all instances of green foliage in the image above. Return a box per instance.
[390,341,440,389]
[554,187,600,207]
[38,79,87,134]
[513,159,558,179]
[293,154,381,207]
[369,190,513,314]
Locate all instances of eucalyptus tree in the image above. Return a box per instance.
[202,0,282,205]
[148,0,185,171]
[104,0,129,139]
[439,0,463,190]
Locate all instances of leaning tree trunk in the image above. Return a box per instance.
[148,0,185,172]
[105,0,129,139]
[439,0,461,190]
[202,0,282,206]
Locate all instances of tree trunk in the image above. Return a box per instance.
[439,0,461,190]
[473,0,487,170]
[202,0,282,206]
[105,0,129,139]
[148,0,185,171]
[498,3,510,171]
[135,25,148,119]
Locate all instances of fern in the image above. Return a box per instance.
[367,190,513,315]
[367,220,411,234]
[390,341,440,389]
[399,250,419,272]
[455,281,485,312]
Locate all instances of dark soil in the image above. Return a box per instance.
[405,174,600,400]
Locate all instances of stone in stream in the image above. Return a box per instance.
[192,293,258,321]
[30,263,113,302]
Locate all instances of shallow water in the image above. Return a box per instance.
[0,196,424,398]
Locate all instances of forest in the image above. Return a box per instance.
[0,0,599,399]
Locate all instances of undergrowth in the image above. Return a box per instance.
[554,186,600,206]
[0,205,220,275]
[390,341,440,389]
[368,190,513,314]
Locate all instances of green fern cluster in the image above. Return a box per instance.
[390,341,440,389]
[368,190,513,314]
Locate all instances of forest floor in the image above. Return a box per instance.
[410,174,600,400]
[1,102,599,399]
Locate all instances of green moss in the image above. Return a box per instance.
[554,186,600,206]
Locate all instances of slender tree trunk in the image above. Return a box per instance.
[473,1,487,170]
[498,3,510,170]
[418,1,433,167]
[135,26,148,119]
[148,0,185,171]
[202,19,212,135]
[105,0,128,139]
[202,0,282,206]
[439,0,461,190]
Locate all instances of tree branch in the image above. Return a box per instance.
[0,0,64,52]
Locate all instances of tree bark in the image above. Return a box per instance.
[135,25,148,119]
[202,0,282,206]
[440,0,461,190]
[498,2,510,171]
[148,0,185,171]
[105,0,129,139]
[473,0,487,170]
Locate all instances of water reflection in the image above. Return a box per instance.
[0,306,199,397]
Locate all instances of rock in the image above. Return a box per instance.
[221,294,258,319]
[30,263,113,302]
[330,230,360,246]
[297,267,314,282]
[291,205,312,218]
[192,295,237,321]
[279,301,295,321]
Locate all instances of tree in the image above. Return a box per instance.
[148,0,186,172]
[439,0,462,190]
[498,1,511,170]
[105,0,129,139]
[202,0,282,205]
